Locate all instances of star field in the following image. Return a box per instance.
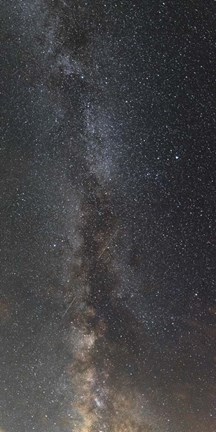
[1,1,216,431]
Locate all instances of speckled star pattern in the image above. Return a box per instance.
[1,1,216,431]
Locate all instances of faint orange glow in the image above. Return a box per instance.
[0,299,11,322]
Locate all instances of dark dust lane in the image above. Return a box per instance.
[1,1,216,431]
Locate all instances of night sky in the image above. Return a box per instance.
[1,1,216,431]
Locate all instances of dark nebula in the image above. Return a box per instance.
[1,1,216,431]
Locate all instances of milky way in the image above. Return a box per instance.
[1,1,216,431]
